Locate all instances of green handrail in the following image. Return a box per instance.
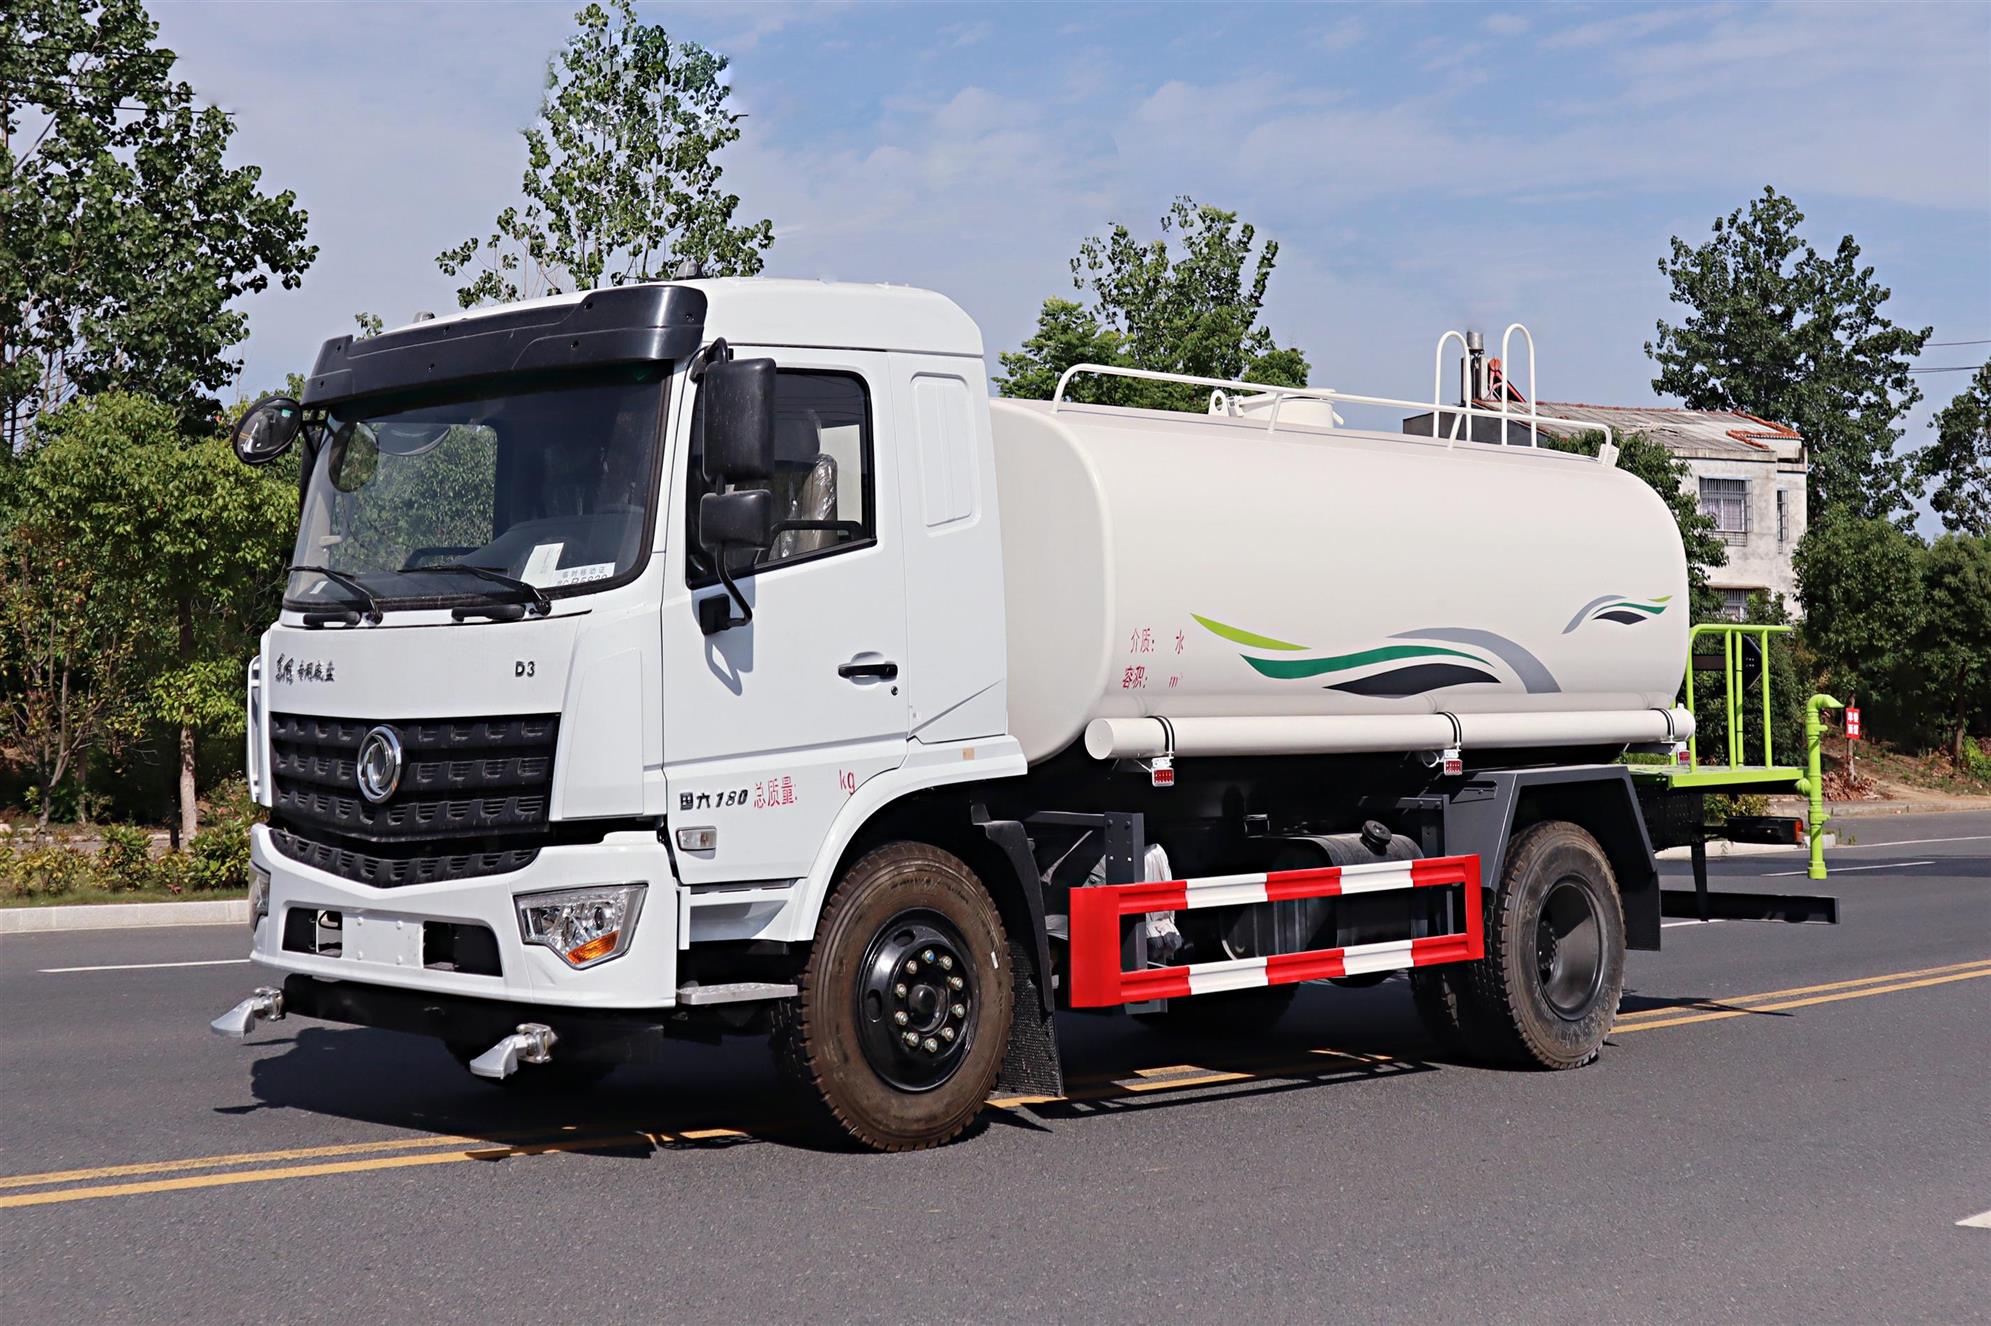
[1682,622,1792,770]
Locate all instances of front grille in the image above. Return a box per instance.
[269,711,558,886]
[269,826,539,887]
[270,712,558,846]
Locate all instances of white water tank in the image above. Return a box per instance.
[990,398,1690,764]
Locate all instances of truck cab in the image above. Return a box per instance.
[233,281,1020,1082]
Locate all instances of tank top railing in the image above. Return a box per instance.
[1049,362,1617,466]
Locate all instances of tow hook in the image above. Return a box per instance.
[467,1023,558,1080]
[211,987,286,1039]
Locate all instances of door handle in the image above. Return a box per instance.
[837,660,899,680]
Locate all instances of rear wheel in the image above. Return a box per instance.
[774,842,1013,1151]
[1458,821,1625,1069]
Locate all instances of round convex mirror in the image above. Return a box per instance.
[232,395,303,465]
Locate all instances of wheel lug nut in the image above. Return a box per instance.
[921,949,936,964]
[904,959,918,974]
[903,1031,919,1046]
[922,1037,939,1053]
[893,982,907,998]
[947,975,964,990]
[893,1011,908,1026]
[938,955,954,971]
[950,1003,965,1018]
[939,1026,955,1043]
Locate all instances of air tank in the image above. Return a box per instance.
[989,398,1691,765]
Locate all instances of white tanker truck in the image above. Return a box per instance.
[210,280,1822,1150]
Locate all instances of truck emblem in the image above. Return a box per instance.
[356,725,404,804]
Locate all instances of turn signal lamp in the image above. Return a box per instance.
[515,884,646,969]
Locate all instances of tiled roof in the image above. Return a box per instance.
[1525,401,1805,463]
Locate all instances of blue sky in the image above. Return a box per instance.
[154,1,1989,522]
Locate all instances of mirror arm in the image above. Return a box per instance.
[687,338,732,384]
[707,549,754,632]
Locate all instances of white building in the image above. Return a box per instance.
[1529,404,1808,618]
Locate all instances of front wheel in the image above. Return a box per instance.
[774,842,1013,1151]
[1458,821,1625,1069]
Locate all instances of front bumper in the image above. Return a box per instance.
[248,824,680,1011]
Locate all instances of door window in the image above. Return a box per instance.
[685,370,874,583]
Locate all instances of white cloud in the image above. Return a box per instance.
[1316,16,1366,52]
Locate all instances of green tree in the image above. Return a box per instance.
[1,0,315,446]
[1793,513,1926,714]
[437,0,772,307]
[1905,534,1991,764]
[0,453,150,828]
[1915,360,1991,536]
[1647,187,1930,521]
[1543,429,1728,623]
[20,393,293,840]
[996,197,1309,412]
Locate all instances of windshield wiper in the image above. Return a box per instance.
[288,564,384,625]
[418,562,551,616]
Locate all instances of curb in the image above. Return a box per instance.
[1767,798,1991,819]
[0,898,248,935]
[1656,834,1836,861]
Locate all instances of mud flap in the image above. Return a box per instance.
[995,935,1063,1098]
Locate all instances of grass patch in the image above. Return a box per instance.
[0,887,241,909]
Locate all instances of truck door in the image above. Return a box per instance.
[887,354,1007,745]
[660,351,910,884]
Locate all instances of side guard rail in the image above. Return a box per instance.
[1068,855,1483,1008]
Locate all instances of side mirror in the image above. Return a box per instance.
[699,358,777,481]
[232,395,303,465]
[697,489,771,634]
[699,488,772,552]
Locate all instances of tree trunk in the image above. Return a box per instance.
[179,721,198,844]
[1956,670,1969,767]
[177,595,199,843]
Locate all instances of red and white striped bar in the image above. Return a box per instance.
[1067,854,1483,1008]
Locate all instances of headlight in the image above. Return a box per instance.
[515,884,646,969]
[248,863,271,931]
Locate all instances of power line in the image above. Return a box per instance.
[1926,338,1991,347]
[1905,366,1981,373]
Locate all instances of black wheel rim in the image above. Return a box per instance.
[1535,877,1605,1020]
[854,909,976,1092]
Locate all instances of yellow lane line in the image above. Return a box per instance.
[1613,958,1991,1024]
[1612,968,1991,1033]
[0,1131,692,1211]
[0,1114,748,1194]
[0,1133,507,1191]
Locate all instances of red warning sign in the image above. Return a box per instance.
[1845,707,1862,740]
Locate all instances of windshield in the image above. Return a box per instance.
[287,366,665,611]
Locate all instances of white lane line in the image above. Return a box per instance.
[38,958,251,974]
[1762,859,1936,878]
[1661,919,1726,928]
[1957,1209,1991,1230]
[1834,834,1991,850]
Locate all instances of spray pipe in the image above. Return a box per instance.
[1797,694,1843,881]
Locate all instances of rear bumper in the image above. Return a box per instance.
[248,824,680,1011]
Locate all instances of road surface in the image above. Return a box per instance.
[3,811,1986,1323]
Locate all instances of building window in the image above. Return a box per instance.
[1776,487,1789,544]
[1718,589,1757,622]
[1699,476,1749,545]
